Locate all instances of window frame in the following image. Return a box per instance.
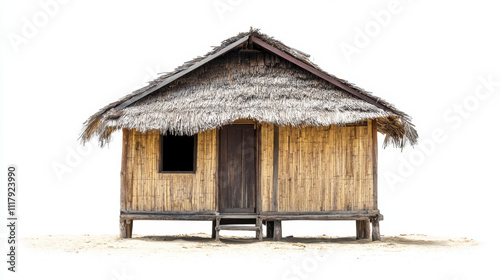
[158,133,197,174]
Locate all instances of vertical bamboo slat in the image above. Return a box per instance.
[273,124,374,212]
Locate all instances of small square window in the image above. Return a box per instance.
[160,132,197,172]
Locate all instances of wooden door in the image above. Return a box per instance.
[219,125,256,213]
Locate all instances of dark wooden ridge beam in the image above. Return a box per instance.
[115,35,250,110]
[251,36,390,112]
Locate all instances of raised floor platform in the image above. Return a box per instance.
[119,210,383,241]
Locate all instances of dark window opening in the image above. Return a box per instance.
[160,132,196,172]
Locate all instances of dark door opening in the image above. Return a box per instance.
[219,124,256,213]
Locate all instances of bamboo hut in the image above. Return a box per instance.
[80,29,417,241]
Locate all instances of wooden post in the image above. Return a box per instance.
[272,126,279,212]
[125,220,133,238]
[120,129,129,212]
[267,221,274,239]
[211,220,216,239]
[356,220,370,239]
[273,220,282,241]
[215,129,219,213]
[215,216,220,241]
[120,129,129,239]
[256,124,262,215]
[372,120,378,210]
[120,220,126,238]
[256,218,263,241]
[371,216,380,241]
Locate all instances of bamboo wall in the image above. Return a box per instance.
[123,129,217,212]
[123,120,375,213]
[260,121,375,212]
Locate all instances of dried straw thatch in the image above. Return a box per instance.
[81,29,417,148]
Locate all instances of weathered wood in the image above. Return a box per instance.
[219,219,257,225]
[121,214,216,221]
[356,220,370,239]
[218,214,258,219]
[371,216,380,241]
[219,125,256,213]
[272,125,279,211]
[231,119,258,125]
[216,225,260,231]
[211,220,216,238]
[215,217,220,241]
[262,214,378,221]
[372,120,378,209]
[215,128,220,212]
[125,220,133,238]
[256,218,263,241]
[122,210,216,215]
[119,220,126,238]
[220,207,255,213]
[266,221,274,238]
[273,220,282,241]
[120,129,129,211]
[256,124,261,214]
[261,210,379,216]
[243,127,256,210]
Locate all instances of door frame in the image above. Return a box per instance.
[217,121,260,214]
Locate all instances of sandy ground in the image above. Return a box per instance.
[5,234,492,280]
[24,233,477,257]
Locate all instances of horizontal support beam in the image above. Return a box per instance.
[261,210,380,216]
[121,213,216,221]
[261,215,381,221]
[218,214,258,219]
[216,225,260,231]
[261,211,383,221]
[122,210,216,215]
[120,210,382,221]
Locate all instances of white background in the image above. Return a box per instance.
[1,0,499,279]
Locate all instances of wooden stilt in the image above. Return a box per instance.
[211,220,216,239]
[356,220,370,239]
[215,217,220,241]
[371,216,380,241]
[267,221,274,239]
[256,218,263,241]
[125,220,133,238]
[120,219,126,238]
[273,220,282,241]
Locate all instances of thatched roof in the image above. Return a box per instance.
[81,29,417,148]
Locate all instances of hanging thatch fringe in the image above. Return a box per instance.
[80,28,418,149]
